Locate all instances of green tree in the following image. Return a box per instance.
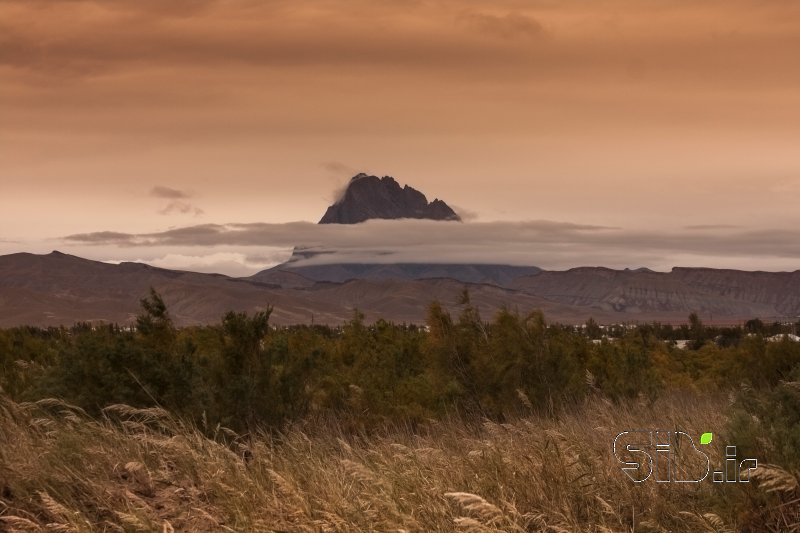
[211,308,274,430]
[136,288,174,339]
[744,318,765,335]
[425,301,472,409]
[588,330,659,401]
[585,317,602,340]
[688,312,706,350]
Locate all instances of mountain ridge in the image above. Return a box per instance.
[1,251,799,327]
[250,263,542,287]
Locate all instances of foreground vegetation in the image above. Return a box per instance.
[2,290,800,530]
[1,391,797,532]
[3,290,799,432]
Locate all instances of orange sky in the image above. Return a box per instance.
[2,0,800,274]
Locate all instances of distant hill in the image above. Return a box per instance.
[0,251,284,326]
[319,174,460,224]
[2,251,799,327]
[510,266,800,319]
[0,251,596,327]
[250,263,541,287]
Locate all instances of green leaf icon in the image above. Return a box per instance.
[700,432,713,445]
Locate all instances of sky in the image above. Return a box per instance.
[2,0,800,275]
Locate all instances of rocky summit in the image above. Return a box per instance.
[318,173,461,224]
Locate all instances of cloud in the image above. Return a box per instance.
[768,179,800,194]
[63,219,611,247]
[457,11,545,40]
[61,219,800,273]
[159,201,204,216]
[450,205,480,222]
[150,186,191,199]
[322,162,363,203]
[14,0,796,86]
[322,161,359,176]
[3,0,800,115]
[107,251,284,277]
[0,0,219,15]
[684,224,741,230]
[149,186,203,215]
[65,231,138,245]
[0,1,547,78]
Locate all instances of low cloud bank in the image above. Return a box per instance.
[61,219,800,275]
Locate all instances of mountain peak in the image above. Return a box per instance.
[319,174,461,224]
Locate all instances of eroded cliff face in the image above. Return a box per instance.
[319,174,461,224]
[511,267,800,317]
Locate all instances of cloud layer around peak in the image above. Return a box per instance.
[62,219,800,274]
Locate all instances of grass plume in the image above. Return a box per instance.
[0,391,794,531]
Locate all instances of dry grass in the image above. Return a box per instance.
[0,392,791,532]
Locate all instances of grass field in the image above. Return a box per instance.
[3,391,796,532]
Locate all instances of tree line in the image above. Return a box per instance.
[1,289,800,433]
